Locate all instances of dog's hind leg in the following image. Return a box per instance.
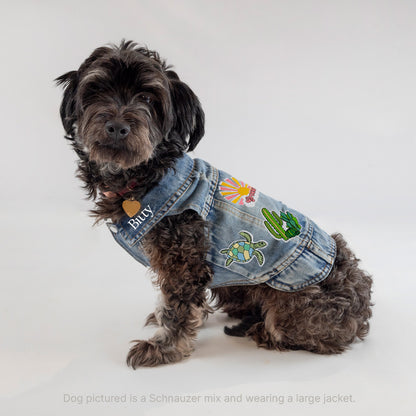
[126,211,212,368]
[213,284,304,350]
[224,311,262,337]
[211,286,261,319]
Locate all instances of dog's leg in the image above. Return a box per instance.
[126,211,212,368]
[211,286,261,319]
[144,294,166,327]
[145,293,211,329]
[211,286,265,337]
[224,311,262,337]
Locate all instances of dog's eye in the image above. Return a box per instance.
[138,94,152,104]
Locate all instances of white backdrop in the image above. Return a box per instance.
[1,1,415,415]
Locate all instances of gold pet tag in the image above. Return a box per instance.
[122,199,141,217]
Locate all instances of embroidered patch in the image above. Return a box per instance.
[219,177,258,207]
[220,231,267,267]
[127,205,154,230]
[262,208,302,241]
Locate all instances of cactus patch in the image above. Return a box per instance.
[219,177,258,207]
[262,208,302,241]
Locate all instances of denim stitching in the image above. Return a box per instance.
[266,234,336,291]
[267,222,312,277]
[202,166,218,218]
[128,159,196,247]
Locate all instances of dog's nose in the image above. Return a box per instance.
[105,120,131,140]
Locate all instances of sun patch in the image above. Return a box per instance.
[219,177,258,207]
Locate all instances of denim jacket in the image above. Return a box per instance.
[108,154,336,292]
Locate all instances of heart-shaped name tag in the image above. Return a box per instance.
[122,199,141,218]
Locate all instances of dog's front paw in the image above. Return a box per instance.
[126,340,186,368]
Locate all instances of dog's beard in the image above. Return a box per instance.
[78,104,163,170]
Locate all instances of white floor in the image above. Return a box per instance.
[1,208,414,415]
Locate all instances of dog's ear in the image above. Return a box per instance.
[55,70,79,139]
[166,70,205,151]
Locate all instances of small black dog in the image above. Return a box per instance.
[56,41,372,368]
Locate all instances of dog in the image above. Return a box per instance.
[56,40,372,368]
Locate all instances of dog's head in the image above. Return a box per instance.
[56,40,204,170]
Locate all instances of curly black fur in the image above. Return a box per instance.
[57,41,373,367]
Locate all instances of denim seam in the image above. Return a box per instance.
[267,222,313,278]
[127,159,197,247]
[202,167,219,218]
[307,238,333,263]
[266,234,336,291]
[209,279,264,289]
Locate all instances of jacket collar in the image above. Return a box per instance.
[114,154,195,245]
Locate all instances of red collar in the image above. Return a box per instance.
[103,180,138,198]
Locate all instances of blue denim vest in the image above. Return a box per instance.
[107,154,336,292]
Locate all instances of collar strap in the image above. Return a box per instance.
[103,180,138,199]
[117,180,138,197]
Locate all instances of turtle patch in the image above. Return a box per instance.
[262,208,301,241]
[220,231,267,267]
[219,177,258,207]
